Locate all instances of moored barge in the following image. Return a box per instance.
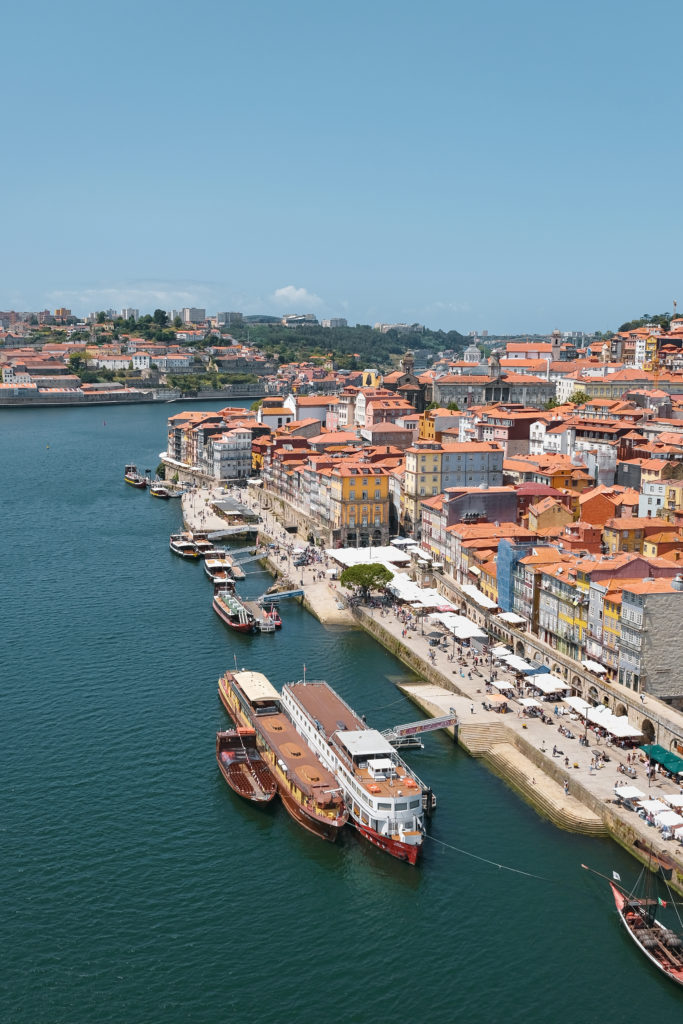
[218,671,347,841]
[282,680,429,864]
[216,728,277,803]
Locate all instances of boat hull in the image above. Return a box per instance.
[125,476,147,488]
[353,820,421,865]
[611,883,683,987]
[279,790,343,842]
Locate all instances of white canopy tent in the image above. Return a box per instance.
[493,680,514,692]
[504,654,535,673]
[614,785,645,801]
[529,673,570,695]
[582,659,607,674]
[638,800,669,816]
[564,696,590,714]
[491,644,511,658]
[655,809,683,830]
[428,612,487,641]
[586,704,642,739]
[662,793,683,809]
[460,584,498,610]
[519,697,541,709]
[497,611,526,625]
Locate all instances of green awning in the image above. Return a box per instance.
[640,743,683,775]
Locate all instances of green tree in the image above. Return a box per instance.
[446,401,459,411]
[250,399,263,411]
[544,398,560,410]
[173,316,182,329]
[569,390,590,405]
[96,311,106,324]
[339,563,394,599]
[153,308,168,327]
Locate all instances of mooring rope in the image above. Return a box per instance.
[424,834,555,882]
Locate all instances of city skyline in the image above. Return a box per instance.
[3,0,683,335]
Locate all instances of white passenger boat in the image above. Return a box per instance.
[282,680,429,864]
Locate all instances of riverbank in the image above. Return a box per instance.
[224,485,683,890]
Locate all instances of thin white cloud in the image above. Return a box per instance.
[271,285,323,310]
[47,279,220,313]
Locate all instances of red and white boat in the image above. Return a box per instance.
[213,587,257,633]
[282,680,429,864]
[610,880,683,986]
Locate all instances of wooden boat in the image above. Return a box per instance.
[218,671,347,841]
[191,532,216,557]
[610,881,683,986]
[213,588,257,633]
[169,532,200,558]
[150,483,171,499]
[282,681,429,864]
[124,463,148,488]
[215,728,277,803]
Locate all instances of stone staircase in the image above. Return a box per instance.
[457,722,509,756]
[457,723,606,835]
[487,743,607,836]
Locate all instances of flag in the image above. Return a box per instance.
[658,897,667,907]
[612,871,621,882]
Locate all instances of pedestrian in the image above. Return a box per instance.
[470,704,475,715]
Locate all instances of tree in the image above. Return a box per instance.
[96,311,106,324]
[250,399,263,411]
[569,389,590,405]
[153,308,168,327]
[446,401,460,411]
[544,398,560,410]
[339,563,394,599]
[173,316,182,329]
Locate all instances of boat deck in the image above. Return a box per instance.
[287,682,422,800]
[256,712,339,801]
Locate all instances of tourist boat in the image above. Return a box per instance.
[213,588,257,633]
[169,532,200,558]
[124,464,148,488]
[218,671,347,841]
[191,532,217,558]
[215,728,277,803]
[282,680,429,864]
[609,880,683,986]
[150,482,171,499]
[204,557,236,585]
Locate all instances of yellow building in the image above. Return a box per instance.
[329,464,390,547]
[479,559,498,604]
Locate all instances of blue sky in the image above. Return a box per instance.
[2,0,682,333]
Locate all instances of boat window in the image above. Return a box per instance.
[395,802,407,810]
[409,798,421,808]
[378,802,391,810]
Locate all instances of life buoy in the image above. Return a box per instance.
[368,784,381,793]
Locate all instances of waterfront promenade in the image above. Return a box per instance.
[186,484,683,884]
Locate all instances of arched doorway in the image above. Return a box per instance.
[641,719,655,744]
[552,663,561,675]
[515,641,525,657]
[615,703,627,717]
[588,685,599,705]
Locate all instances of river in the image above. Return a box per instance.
[2,403,680,1022]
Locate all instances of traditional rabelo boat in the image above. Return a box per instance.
[583,863,683,987]
[218,671,347,841]
[124,464,148,488]
[215,728,277,803]
[169,532,200,559]
[282,680,429,864]
[213,588,257,633]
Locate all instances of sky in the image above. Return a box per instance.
[2,0,682,334]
